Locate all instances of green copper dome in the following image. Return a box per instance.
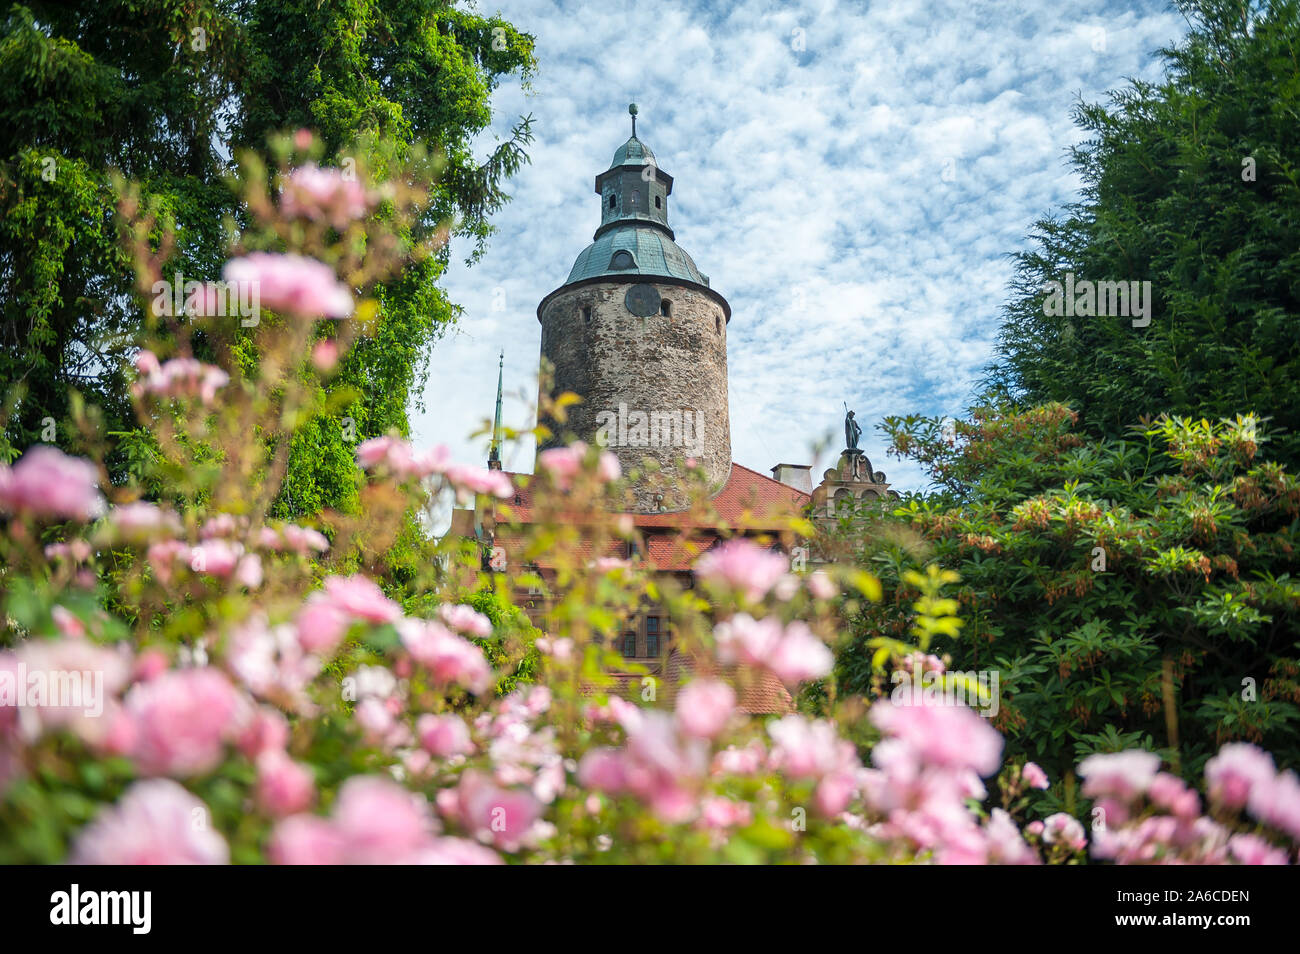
[610,136,655,168]
[565,227,709,286]
[554,112,716,291]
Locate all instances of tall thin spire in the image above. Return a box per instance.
[488,351,504,470]
[629,102,638,138]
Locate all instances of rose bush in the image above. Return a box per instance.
[0,134,1296,865]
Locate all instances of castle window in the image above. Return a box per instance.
[631,190,639,206]
[610,250,635,270]
[715,315,722,335]
[661,299,672,318]
[582,305,592,323]
[620,632,637,658]
[654,195,661,209]
[645,616,660,658]
[608,194,616,209]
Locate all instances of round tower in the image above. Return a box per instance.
[537,106,732,512]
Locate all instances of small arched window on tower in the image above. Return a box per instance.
[661,299,672,318]
[610,250,635,270]
[581,305,592,324]
[715,315,722,335]
[654,195,661,209]
[608,194,616,209]
[631,190,639,207]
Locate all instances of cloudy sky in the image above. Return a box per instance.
[411,0,1188,496]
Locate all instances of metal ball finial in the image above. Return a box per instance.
[628,103,638,137]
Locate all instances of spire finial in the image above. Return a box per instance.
[488,352,505,470]
[629,103,638,138]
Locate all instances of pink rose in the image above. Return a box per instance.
[269,815,346,865]
[417,713,475,758]
[125,668,245,776]
[0,446,102,521]
[223,252,353,319]
[256,751,316,817]
[675,679,735,739]
[71,779,229,864]
[696,539,791,602]
[1021,761,1050,790]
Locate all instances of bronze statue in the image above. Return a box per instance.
[844,406,862,451]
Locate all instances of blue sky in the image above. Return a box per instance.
[410,0,1188,495]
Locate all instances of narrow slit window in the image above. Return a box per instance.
[661,299,672,317]
[609,194,616,209]
[582,306,592,323]
[654,195,662,209]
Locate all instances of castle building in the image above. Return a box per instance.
[453,107,895,711]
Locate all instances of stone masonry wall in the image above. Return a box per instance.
[538,281,731,512]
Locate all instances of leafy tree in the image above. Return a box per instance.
[0,1,535,525]
[832,404,1300,785]
[989,0,1300,467]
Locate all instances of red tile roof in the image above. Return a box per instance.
[491,462,809,530]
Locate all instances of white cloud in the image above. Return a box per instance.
[409,0,1186,499]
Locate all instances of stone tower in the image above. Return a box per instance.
[536,106,732,513]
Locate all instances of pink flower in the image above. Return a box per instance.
[146,539,190,584]
[332,775,438,864]
[279,524,330,555]
[398,619,494,694]
[311,338,340,373]
[188,539,243,577]
[675,679,735,739]
[269,815,346,865]
[44,539,93,562]
[51,606,85,638]
[768,715,861,781]
[227,616,321,710]
[444,463,513,502]
[870,699,1003,777]
[236,553,263,588]
[766,621,834,684]
[107,502,182,542]
[223,252,353,319]
[355,436,424,478]
[807,570,837,599]
[133,649,169,683]
[597,451,621,482]
[132,356,229,405]
[1246,769,1300,841]
[714,614,832,686]
[70,779,229,864]
[295,593,351,655]
[1022,762,1049,790]
[125,668,245,776]
[1227,832,1289,865]
[236,706,290,759]
[256,751,315,817]
[696,539,791,602]
[1205,742,1276,811]
[417,713,475,758]
[280,163,372,227]
[1076,750,1161,801]
[577,748,630,792]
[445,771,542,851]
[1147,772,1200,818]
[1041,812,1087,851]
[0,446,102,521]
[438,604,493,638]
[700,797,752,829]
[537,442,586,489]
[321,574,402,624]
[416,837,504,865]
